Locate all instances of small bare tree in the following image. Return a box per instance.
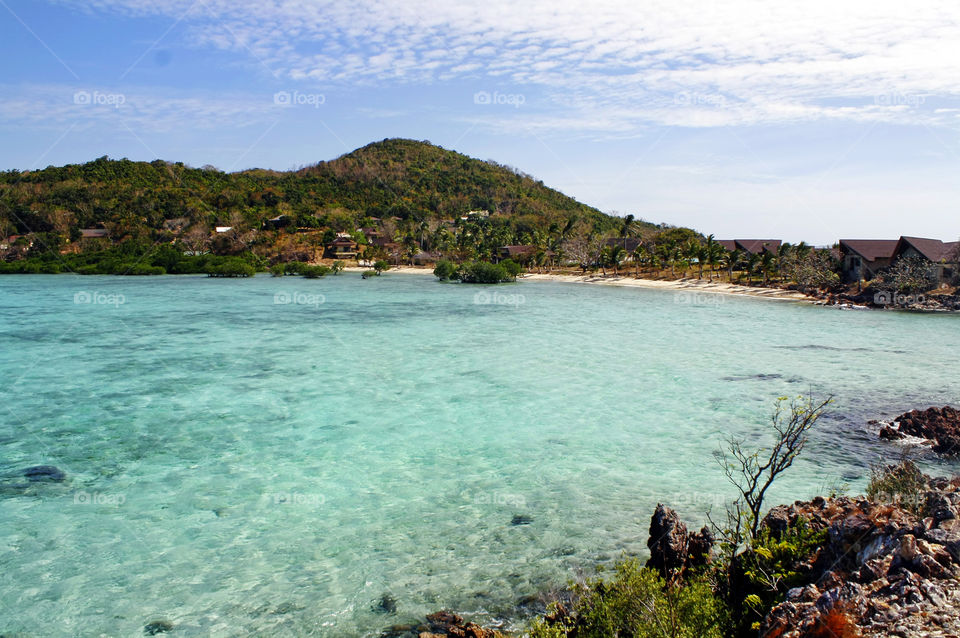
[711,395,832,560]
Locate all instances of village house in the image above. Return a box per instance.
[80,228,109,239]
[326,233,359,259]
[838,239,899,283]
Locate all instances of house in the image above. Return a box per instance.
[498,245,538,262]
[838,239,899,283]
[263,215,291,230]
[460,209,491,221]
[717,240,738,252]
[326,233,359,259]
[733,239,782,255]
[215,226,233,233]
[603,237,644,255]
[80,228,109,239]
[891,236,959,284]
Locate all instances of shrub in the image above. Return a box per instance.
[331,260,345,274]
[361,270,377,279]
[206,259,255,277]
[866,459,927,515]
[500,258,524,278]
[530,559,728,638]
[302,265,331,279]
[284,261,308,275]
[734,518,827,634]
[458,260,512,284]
[433,259,457,281]
[373,260,390,274]
[269,264,286,277]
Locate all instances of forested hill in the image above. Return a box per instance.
[0,138,645,237]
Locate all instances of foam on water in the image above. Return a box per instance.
[1,274,958,636]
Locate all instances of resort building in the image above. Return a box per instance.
[326,233,359,259]
[838,239,899,283]
[891,236,959,284]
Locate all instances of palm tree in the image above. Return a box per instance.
[760,251,776,285]
[704,235,719,281]
[608,244,626,276]
[620,214,636,238]
[632,242,647,277]
[746,252,762,285]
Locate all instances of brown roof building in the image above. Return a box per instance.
[838,239,899,283]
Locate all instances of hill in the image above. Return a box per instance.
[0,138,649,242]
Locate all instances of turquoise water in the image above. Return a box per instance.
[1,273,958,637]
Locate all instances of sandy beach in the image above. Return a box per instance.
[346,265,813,301]
[520,272,813,301]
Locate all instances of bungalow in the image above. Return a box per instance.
[80,228,109,239]
[891,236,959,285]
[838,239,899,283]
[215,226,233,234]
[603,237,644,255]
[326,233,359,259]
[498,245,538,262]
[733,239,781,255]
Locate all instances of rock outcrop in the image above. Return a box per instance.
[876,406,960,455]
[758,474,960,638]
[646,503,713,579]
[380,611,501,638]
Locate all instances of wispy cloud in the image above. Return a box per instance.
[52,0,960,134]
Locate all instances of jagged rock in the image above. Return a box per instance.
[646,504,688,577]
[881,406,960,455]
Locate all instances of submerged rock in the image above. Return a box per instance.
[374,593,397,614]
[23,465,66,482]
[510,514,533,526]
[143,619,173,635]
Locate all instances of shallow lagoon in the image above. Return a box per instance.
[1,274,958,636]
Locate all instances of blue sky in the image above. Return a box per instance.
[2,0,959,244]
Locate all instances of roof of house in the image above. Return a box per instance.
[329,236,358,246]
[500,245,538,257]
[716,240,738,252]
[215,226,233,233]
[734,239,782,255]
[603,237,644,252]
[838,239,899,262]
[80,228,109,238]
[895,236,960,263]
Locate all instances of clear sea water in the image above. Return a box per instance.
[1,273,958,637]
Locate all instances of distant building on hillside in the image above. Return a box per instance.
[326,233,359,259]
[215,226,233,234]
[603,237,644,254]
[80,228,109,239]
[838,239,899,283]
[498,245,538,262]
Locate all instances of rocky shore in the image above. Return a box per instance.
[877,406,960,455]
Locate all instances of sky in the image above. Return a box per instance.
[1,0,959,244]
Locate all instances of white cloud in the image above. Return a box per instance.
[46,0,960,133]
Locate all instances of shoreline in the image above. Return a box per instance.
[519,272,813,301]
[345,265,813,301]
